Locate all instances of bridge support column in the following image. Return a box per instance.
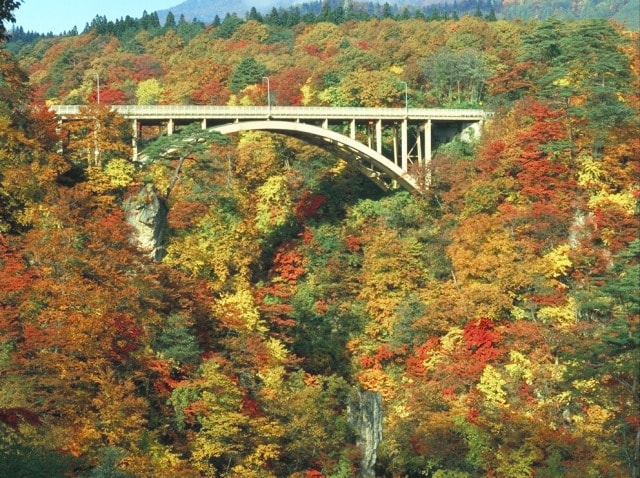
[376,120,382,155]
[350,119,356,140]
[424,119,432,165]
[132,119,138,161]
[401,119,408,172]
[322,118,328,129]
[201,118,207,130]
[167,119,174,135]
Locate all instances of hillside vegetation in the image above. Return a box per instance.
[1,5,639,478]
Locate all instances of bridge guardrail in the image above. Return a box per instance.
[50,105,490,121]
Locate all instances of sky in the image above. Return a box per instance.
[13,0,180,34]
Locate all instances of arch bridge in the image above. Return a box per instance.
[51,105,490,191]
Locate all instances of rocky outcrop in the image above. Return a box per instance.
[348,389,383,477]
[123,184,167,261]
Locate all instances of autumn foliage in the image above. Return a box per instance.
[0,7,638,478]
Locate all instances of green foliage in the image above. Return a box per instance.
[90,447,133,478]
[229,57,268,93]
[154,314,202,364]
[0,427,79,478]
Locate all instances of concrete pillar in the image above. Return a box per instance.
[350,119,356,140]
[167,118,174,135]
[132,119,138,161]
[401,119,408,171]
[376,120,382,154]
[417,127,423,164]
[201,118,207,130]
[392,126,398,164]
[424,119,432,165]
[322,118,329,129]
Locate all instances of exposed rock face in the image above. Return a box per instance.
[348,389,383,477]
[123,184,167,261]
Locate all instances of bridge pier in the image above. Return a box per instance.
[424,119,432,166]
[132,119,139,162]
[401,119,408,171]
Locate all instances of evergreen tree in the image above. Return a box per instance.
[0,0,21,41]
[229,57,268,93]
[164,11,176,28]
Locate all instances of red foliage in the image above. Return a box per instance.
[437,319,505,385]
[271,67,311,106]
[314,300,329,315]
[0,407,41,430]
[462,318,502,355]
[477,139,507,173]
[305,470,326,478]
[241,396,262,417]
[133,55,164,82]
[303,44,323,57]
[167,201,209,229]
[374,343,397,363]
[294,191,327,221]
[88,87,127,105]
[487,61,534,97]
[104,312,144,363]
[359,354,378,369]
[466,407,481,425]
[345,235,361,252]
[148,358,181,394]
[272,242,306,282]
[530,288,567,306]
[625,415,640,431]
[299,227,313,244]
[191,77,232,105]
[26,102,61,149]
[406,337,440,377]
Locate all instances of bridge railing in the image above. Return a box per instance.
[50,105,490,121]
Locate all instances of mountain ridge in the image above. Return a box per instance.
[155,0,639,28]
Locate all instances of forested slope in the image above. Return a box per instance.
[1,6,639,477]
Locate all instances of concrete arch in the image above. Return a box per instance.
[211,120,418,191]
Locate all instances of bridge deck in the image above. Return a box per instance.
[50,105,488,122]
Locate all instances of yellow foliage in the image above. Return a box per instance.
[540,244,572,279]
[213,288,267,332]
[423,350,445,372]
[357,368,397,399]
[588,188,638,215]
[255,175,293,235]
[577,156,603,186]
[441,326,463,352]
[328,158,348,176]
[505,351,533,385]
[300,80,315,105]
[257,365,286,394]
[571,378,600,405]
[537,296,577,327]
[477,365,507,405]
[575,404,614,438]
[509,306,528,321]
[495,444,541,478]
[266,337,289,363]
